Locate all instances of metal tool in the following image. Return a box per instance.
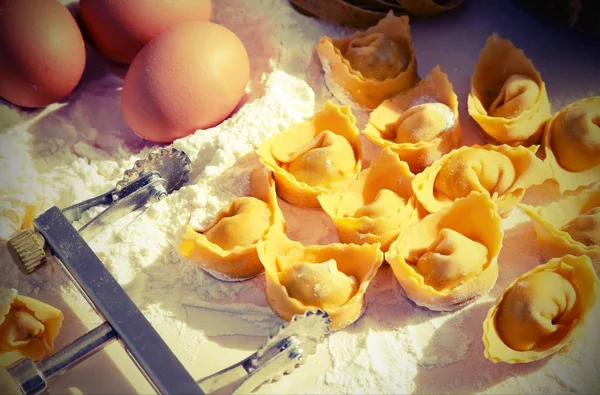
[4,147,331,394]
[198,309,331,394]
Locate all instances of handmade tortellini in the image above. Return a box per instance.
[467,34,551,145]
[318,147,418,251]
[178,167,285,281]
[412,144,549,217]
[363,66,461,173]
[483,255,599,363]
[257,232,383,330]
[316,12,418,110]
[0,198,36,241]
[256,101,362,208]
[562,207,600,247]
[0,288,63,366]
[543,97,600,193]
[386,192,503,311]
[520,184,600,264]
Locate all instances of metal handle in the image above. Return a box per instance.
[4,323,117,395]
[32,207,203,395]
[197,335,305,394]
[74,174,167,241]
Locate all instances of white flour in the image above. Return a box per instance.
[1,0,600,393]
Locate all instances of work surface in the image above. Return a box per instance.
[1,0,599,393]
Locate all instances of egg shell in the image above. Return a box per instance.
[121,21,250,143]
[79,0,212,64]
[0,0,86,108]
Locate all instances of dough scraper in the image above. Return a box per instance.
[3,147,331,394]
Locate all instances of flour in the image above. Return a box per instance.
[1,0,600,394]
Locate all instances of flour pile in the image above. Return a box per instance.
[1,0,599,393]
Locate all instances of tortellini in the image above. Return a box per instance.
[543,97,600,193]
[0,197,36,241]
[0,287,63,366]
[257,231,383,330]
[178,167,285,281]
[316,12,418,110]
[521,184,600,264]
[318,147,418,252]
[363,66,461,173]
[256,101,362,208]
[562,207,600,247]
[483,255,599,363]
[344,34,408,81]
[386,192,503,311]
[412,144,549,217]
[467,34,551,145]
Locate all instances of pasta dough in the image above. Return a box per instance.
[468,34,551,145]
[561,207,600,247]
[279,259,358,310]
[318,147,418,251]
[178,167,285,281]
[415,228,488,291]
[0,288,63,366]
[543,96,600,193]
[203,198,271,250]
[488,74,540,119]
[281,131,356,187]
[363,66,461,173]
[520,184,600,264]
[386,192,503,311]
[257,231,383,330]
[434,149,516,200]
[393,103,454,144]
[495,271,576,352]
[483,255,599,363]
[257,101,362,208]
[413,144,549,216]
[316,12,418,109]
[344,33,409,81]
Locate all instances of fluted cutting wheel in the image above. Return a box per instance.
[116,148,192,194]
[250,309,331,381]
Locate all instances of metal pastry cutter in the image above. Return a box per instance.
[4,147,331,394]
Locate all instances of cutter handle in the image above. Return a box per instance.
[6,229,48,274]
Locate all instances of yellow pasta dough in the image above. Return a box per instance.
[318,147,418,251]
[393,103,454,143]
[561,207,600,247]
[363,66,461,173]
[543,96,600,193]
[203,198,271,250]
[281,131,356,187]
[279,259,358,310]
[520,184,600,264]
[496,271,576,352]
[415,228,488,292]
[412,144,550,217]
[386,192,503,311]
[257,231,383,330]
[468,34,551,145]
[256,101,362,208]
[316,12,419,109]
[483,255,599,363]
[344,33,409,81]
[178,167,286,281]
[0,288,63,366]
[488,74,540,119]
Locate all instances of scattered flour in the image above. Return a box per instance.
[1,0,599,394]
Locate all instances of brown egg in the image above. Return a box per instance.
[121,21,250,143]
[79,0,212,64]
[0,0,86,108]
